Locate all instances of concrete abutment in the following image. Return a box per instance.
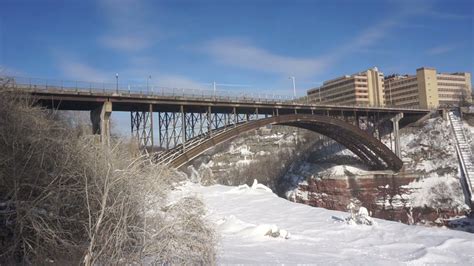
[90,101,112,145]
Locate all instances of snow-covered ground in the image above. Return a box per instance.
[170,182,474,264]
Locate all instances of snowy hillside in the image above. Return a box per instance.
[170,182,474,264]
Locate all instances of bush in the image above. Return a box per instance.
[0,87,215,264]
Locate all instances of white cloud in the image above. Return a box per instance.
[97,0,159,52]
[350,19,399,48]
[55,54,207,90]
[203,38,329,77]
[424,9,470,20]
[57,60,109,82]
[0,65,24,76]
[152,74,209,89]
[99,34,152,52]
[130,69,210,89]
[200,1,468,80]
[426,45,457,55]
[201,15,400,78]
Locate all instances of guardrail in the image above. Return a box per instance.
[3,75,297,104]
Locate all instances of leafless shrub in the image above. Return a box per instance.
[0,88,215,264]
[146,197,216,265]
[427,181,463,210]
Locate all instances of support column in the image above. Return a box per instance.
[207,106,212,137]
[149,104,154,148]
[233,107,237,127]
[391,113,404,158]
[90,101,112,145]
[181,105,186,151]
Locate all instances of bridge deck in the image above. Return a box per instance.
[7,79,431,117]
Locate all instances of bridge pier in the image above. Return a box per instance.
[90,101,112,145]
[391,113,404,158]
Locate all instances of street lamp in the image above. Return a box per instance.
[115,73,119,93]
[213,81,216,96]
[147,75,151,94]
[289,76,296,99]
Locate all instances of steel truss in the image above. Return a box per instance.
[130,105,401,168]
[154,106,267,152]
[131,105,153,150]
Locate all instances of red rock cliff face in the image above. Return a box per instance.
[293,173,465,225]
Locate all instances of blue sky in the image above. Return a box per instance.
[0,0,473,96]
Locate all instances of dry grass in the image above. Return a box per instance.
[0,81,215,264]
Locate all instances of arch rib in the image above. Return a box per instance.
[164,114,403,171]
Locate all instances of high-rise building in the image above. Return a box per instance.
[385,67,472,109]
[307,68,385,106]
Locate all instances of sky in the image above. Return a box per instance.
[0,0,473,97]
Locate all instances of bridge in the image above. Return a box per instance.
[2,76,432,171]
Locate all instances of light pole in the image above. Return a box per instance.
[289,76,296,99]
[115,73,119,93]
[147,75,151,94]
[213,81,216,96]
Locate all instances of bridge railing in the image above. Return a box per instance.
[4,76,299,104]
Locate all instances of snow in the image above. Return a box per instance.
[389,117,458,174]
[324,164,369,176]
[170,182,474,264]
[403,173,469,210]
[345,204,376,226]
[239,145,254,157]
[235,158,253,166]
